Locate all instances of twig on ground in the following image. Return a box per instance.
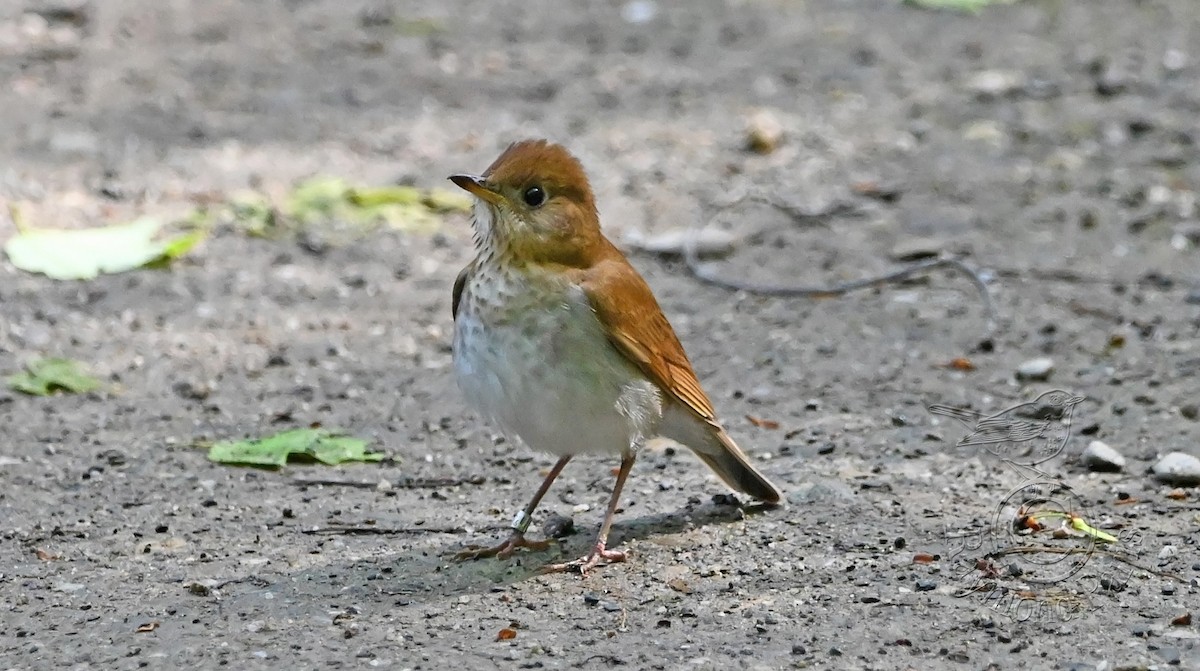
[290,475,486,489]
[301,525,468,535]
[681,195,996,335]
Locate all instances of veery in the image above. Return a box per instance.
[449,139,781,574]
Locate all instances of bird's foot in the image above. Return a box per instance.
[453,533,554,561]
[539,540,626,575]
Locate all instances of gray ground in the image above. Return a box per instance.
[2,0,1199,669]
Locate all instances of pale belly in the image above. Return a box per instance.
[453,283,661,456]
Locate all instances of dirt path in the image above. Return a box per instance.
[2,1,1198,669]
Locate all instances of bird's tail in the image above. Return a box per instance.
[927,404,984,426]
[661,408,781,504]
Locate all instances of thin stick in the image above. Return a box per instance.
[301,525,467,535]
[681,198,997,335]
[290,476,485,489]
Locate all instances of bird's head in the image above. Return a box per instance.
[1035,390,1087,408]
[450,139,602,267]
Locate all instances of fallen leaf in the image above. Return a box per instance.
[284,177,467,234]
[1115,496,1140,505]
[944,357,976,371]
[496,627,517,641]
[745,414,780,430]
[207,428,384,468]
[912,553,937,564]
[904,0,1016,13]
[1171,612,1192,627]
[1166,489,1187,501]
[7,358,101,396]
[135,622,159,633]
[35,548,60,561]
[4,217,204,280]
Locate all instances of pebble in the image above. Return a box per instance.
[1080,440,1125,472]
[965,69,1025,98]
[889,237,944,262]
[915,580,937,592]
[1151,452,1200,486]
[620,0,657,24]
[1015,357,1055,381]
[745,109,784,154]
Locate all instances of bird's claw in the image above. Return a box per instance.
[539,541,626,575]
[453,533,554,562]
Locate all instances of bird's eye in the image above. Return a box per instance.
[522,186,546,208]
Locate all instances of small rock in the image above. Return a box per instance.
[1151,452,1200,486]
[965,69,1025,98]
[542,513,575,539]
[889,237,944,262]
[620,0,657,24]
[915,579,937,592]
[622,227,739,258]
[1182,404,1200,420]
[745,109,784,154]
[1015,357,1054,381]
[1081,440,1125,472]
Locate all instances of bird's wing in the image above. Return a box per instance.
[578,252,716,423]
[959,417,1048,445]
[451,263,472,319]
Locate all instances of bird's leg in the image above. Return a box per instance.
[541,454,635,575]
[454,456,571,561]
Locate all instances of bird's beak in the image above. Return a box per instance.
[448,174,503,206]
[1069,395,1086,405]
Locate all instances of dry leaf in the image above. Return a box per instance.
[35,548,60,561]
[1166,489,1187,501]
[947,357,975,371]
[1115,496,1140,505]
[135,622,159,633]
[745,414,780,430]
[1171,612,1192,627]
[911,553,937,564]
[496,627,517,641]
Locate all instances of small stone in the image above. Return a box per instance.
[1180,404,1199,420]
[965,69,1025,98]
[542,513,575,539]
[620,0,657,24]
[1163,49,1188,72]
[1080,440,1125,472]
[889,237,944,262]
[915,579,937,592]
[745,109,784,154]
[1015,357,1055,381]
[1151,452,1200,486]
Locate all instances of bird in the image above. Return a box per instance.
[446,139,782,573]
[927,389,1086,467]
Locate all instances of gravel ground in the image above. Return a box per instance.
[1,1,1199,669]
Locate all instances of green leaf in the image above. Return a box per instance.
[4,218,205,280]
[903,0,1015,12]
[207,428,385,468]
[282,177,468,234]
[6,358,101,396]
